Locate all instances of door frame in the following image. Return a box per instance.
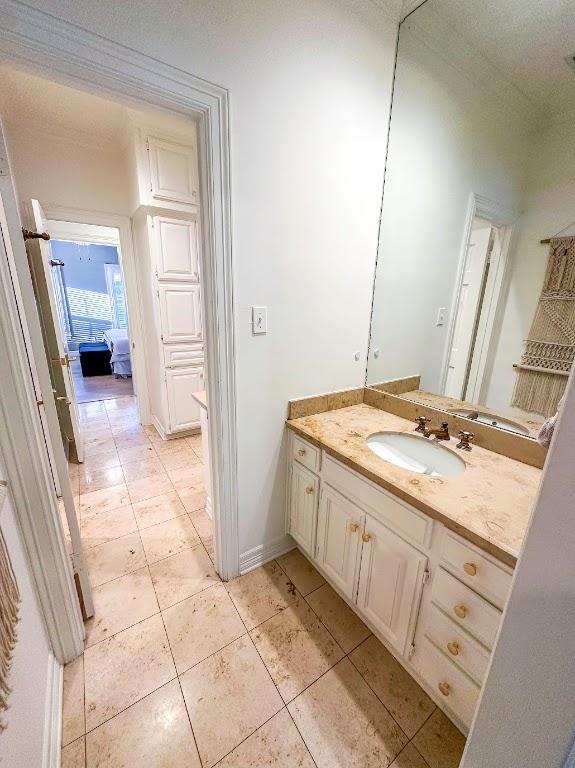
[439,192,515,401]
[0,0,239,665]
[43,207,150,422]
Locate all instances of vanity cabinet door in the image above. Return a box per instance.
[289,462,319,557]
[357,515,428,656]
[147,135,198,206]
[158,283,203,343]
[154,216,200,282]
[316,485,364,601]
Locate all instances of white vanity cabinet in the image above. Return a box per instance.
[286,429,513,733]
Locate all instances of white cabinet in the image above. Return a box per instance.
[316,484,364,600]
[166,365,204,431]
[154,216,200,281]
[356,514,428,655]
[289,462,319,556]
[147,135,198,207]
[158,283,203,343]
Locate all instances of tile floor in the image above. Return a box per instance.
[61,395,465,768]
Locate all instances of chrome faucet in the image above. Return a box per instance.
[414,416,450,441]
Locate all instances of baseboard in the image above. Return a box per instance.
[42,653,63,768]
[152,416,200,441]
[239,534,295,575]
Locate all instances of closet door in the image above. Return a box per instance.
[154,216,200,281]
[158,283,203,343]
[147,135,198,206]
[166,365,204,431]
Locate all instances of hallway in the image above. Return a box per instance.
[61,396,465,768]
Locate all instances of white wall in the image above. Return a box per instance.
[0,482,54,768]
[10,0,399,556]
[484,117,575,411]
[367,7,536,392]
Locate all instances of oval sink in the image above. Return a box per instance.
[447,408,529,436]
[366,432,465,477]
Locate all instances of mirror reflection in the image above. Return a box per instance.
[367,0,575,438]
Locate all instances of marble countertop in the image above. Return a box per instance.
[287,404,541,566]
[192,390,208,410]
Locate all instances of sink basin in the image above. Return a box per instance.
[446,408,530,436]
[366,432,465,477]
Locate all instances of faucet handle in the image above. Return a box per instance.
[456,431,475,451]
[415,415,430,432]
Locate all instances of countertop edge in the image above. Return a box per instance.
[286,420,517,568]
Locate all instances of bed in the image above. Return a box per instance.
[103,328,132,377]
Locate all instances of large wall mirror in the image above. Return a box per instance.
[367,0,575,438]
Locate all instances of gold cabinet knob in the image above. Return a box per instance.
[438,681,451,697]
[305,485,314,495]
[298,449,306,457]
[453,604,468,619]
[362,532,372,543]
[447,641,460,656]
[349,522,360,533]
[463,562,477,576]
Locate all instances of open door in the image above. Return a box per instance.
[30,199,84,463]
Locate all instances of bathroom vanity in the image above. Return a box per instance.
[285,400,540,733]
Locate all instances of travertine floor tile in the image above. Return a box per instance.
[215,708,315,768]
[350,636,435,738]
[167,464,204,486]
[118,443,156,464]
[176,478,207,513]
[121,457,165,483]
[81,505,138,549]
[189,507,214,559]
[62,737,85,768]
[411,709,465,768]
[140,514,200,564]
[159,448,201,472]
[149,545,219,609]
[86,680,201,768]
[152,437,189,455]
[390,743,430,768]
[84,614,175,730]
[80,483,130,517]
[251,598,344,702]
[85,567,159,647]
[163,583,245,673]
[84,436,116,458]
[81,452,121,473]
[132,491,186,529]
[127,474,172,504]
[80,465,124,494]
[62,655,85,746]
[85,532,146,587]
[277,548,325,596]
[306,583,371,653]
[180,635,283,767]
[287,658,407,768]
[226,561,298,630]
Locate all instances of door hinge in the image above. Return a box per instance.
[422,568,431,586]
[408,643,416,659]
[160,333,164,342]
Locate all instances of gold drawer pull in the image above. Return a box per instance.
[349,522,360,533]
[362,532,372,543]
[447,641,460,656]
[305,485,314,495]
[438,681,451,697]
[298,449,306,457]
[453,604,468,619]
[463,562,478,576]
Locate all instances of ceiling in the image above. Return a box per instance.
[414,0,575,120]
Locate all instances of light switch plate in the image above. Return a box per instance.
[252,306,268,335]
[436,306,447,326]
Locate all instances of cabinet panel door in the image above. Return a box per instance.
[357,515,427,655]
[158,284,203,343]
[289,462,319,556]
[155,216,199,281]
[316,485,364,600]
[166,365,203,432]
[148,135,198,206]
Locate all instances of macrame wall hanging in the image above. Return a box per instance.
[0,483,21,732]
[512,236,575,417]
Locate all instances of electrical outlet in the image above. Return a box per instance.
[252,306,268,335]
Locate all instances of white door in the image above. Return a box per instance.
[31,199,84,463]
[316,484,364,600]
[147,135,198,206]
[445,225,493,400]
[356,514,427,655]
[158,283,203,343]
[289,462,319,556]
[154,216,199,281]
[166,365,204,431]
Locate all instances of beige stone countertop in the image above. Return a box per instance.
[192,390,208,410]
[287,404,542,566]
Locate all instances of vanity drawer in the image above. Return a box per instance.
[424,603,490,685]
[163,342,204,368]
[441,531,512,610]
[292,435,321,474]
[432,567,501,649]
[323,455,432,547]
[416,636,480,729]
